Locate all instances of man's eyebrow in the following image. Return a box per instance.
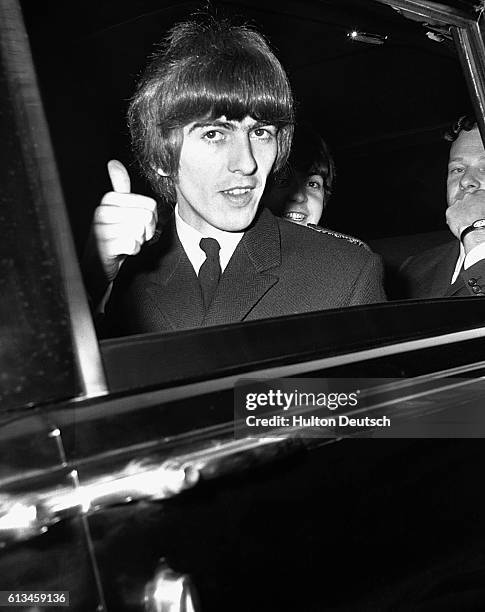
[449,156,485,162]
[188,119,277,134]
[188,119,234,133]
[250,120,276,129]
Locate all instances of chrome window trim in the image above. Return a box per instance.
[452,23,485,137]
[376,0,471,26]
[376,0,485,137]
[150,325,485,406]
[62,323,485,425]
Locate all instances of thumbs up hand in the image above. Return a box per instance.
[93,160,158,282]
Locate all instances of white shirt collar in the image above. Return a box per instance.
[174,204,244,275]
[451,241,485,283]
[451,243,465,284]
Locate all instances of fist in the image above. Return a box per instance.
[446,189,485,237]
[94,160,158,281]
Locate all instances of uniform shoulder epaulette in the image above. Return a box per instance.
[306,224,371,251]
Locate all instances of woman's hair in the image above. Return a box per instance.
[128,17,294,203]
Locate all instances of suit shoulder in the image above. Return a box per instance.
[306,224,371,251]
[277,217,371,252]
[401,240,457,272]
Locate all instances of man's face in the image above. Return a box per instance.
[265,171,325,226]
[175,115,278,233]
[280,172,325,226]
[447,126,485,207]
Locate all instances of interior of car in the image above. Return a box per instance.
[19,0,475,297]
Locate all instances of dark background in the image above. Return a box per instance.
[20,0,475,252]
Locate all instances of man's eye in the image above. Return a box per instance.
[251,127,275,140]
[307,177,323,190]
[449,167,464,174]
[203,130,223,141]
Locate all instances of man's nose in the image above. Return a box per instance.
[289,186,307,204]
[228,136,257,175]
[460,168,481,191]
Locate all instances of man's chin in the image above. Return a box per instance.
[220,219,255,232]
[215,207,260,232]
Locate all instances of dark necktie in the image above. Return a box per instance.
[198,238,221,308]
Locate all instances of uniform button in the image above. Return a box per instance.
[468,278,478,286]
[472,285,482,293]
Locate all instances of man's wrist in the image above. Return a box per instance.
[459,219,485,243]
[461,220,485,254]
[82,230,120,307]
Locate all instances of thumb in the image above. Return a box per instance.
[107,159,131,193]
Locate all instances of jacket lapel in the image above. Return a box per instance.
[145,220,205,330]
[203,208,280,327]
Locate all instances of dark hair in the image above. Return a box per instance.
[444,114,477,142]
[288,122,336,201]
[128,17,294,203]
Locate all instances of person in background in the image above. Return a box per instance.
[264,122,369,250]
[264,122,335,227]
[399,115,485,298]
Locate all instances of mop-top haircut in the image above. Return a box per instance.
[128,17,295,203]
[289,122,336,203]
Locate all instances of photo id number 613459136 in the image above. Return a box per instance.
[0,591,69,607]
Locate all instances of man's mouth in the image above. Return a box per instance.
[283,211,306,222]
[223,187,252,196]
[220,186,257,206]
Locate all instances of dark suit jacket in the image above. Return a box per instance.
[399,239,485,298]
[105,207,385,335]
